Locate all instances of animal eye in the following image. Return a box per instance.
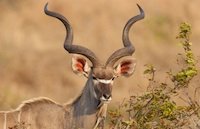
[92,76,97,80]
[112,77,115,80]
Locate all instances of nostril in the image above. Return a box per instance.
[103,94,107,98]
[103,94,111,99]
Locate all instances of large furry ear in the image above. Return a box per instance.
[72,56,91,76]
[114,58,136,77]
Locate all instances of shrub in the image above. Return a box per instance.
[108,23,200,129]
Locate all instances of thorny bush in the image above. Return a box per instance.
[108,23,200,129]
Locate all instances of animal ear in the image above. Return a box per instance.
[114,58,136,77]
[72,56,91,76]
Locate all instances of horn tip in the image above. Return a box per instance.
[44,2,49,11]
[136,3,141,9]
[136,4,145,18]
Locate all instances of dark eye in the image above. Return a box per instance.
[112,77,115,80]
[92,76,97,80]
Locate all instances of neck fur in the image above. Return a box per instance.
[70,72,100,128]
[73,77,100,115]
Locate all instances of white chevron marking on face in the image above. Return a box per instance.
[97,79,113,84]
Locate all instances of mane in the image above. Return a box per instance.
[16,97,62,111]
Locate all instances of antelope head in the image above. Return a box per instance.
[44,3,144,103]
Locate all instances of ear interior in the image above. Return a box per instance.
[114,58,137,77]
[72,56,90,76]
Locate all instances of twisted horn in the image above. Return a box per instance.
[105,4,144,67]
[44,3,100,67]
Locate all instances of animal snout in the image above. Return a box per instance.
[100,94,112,102]
[103,94,111,99]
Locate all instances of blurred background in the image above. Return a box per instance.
[0,0,200,110]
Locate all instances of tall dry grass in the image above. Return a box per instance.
[0,0,200,110]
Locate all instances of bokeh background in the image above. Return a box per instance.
[0,0,200,110]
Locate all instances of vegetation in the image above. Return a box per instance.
[1,1,200,128]
[108,23,200,129]
[8,122,29,129]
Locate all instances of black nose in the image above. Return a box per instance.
[103,94,111,99]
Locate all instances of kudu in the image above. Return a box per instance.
[0,3,144,129]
